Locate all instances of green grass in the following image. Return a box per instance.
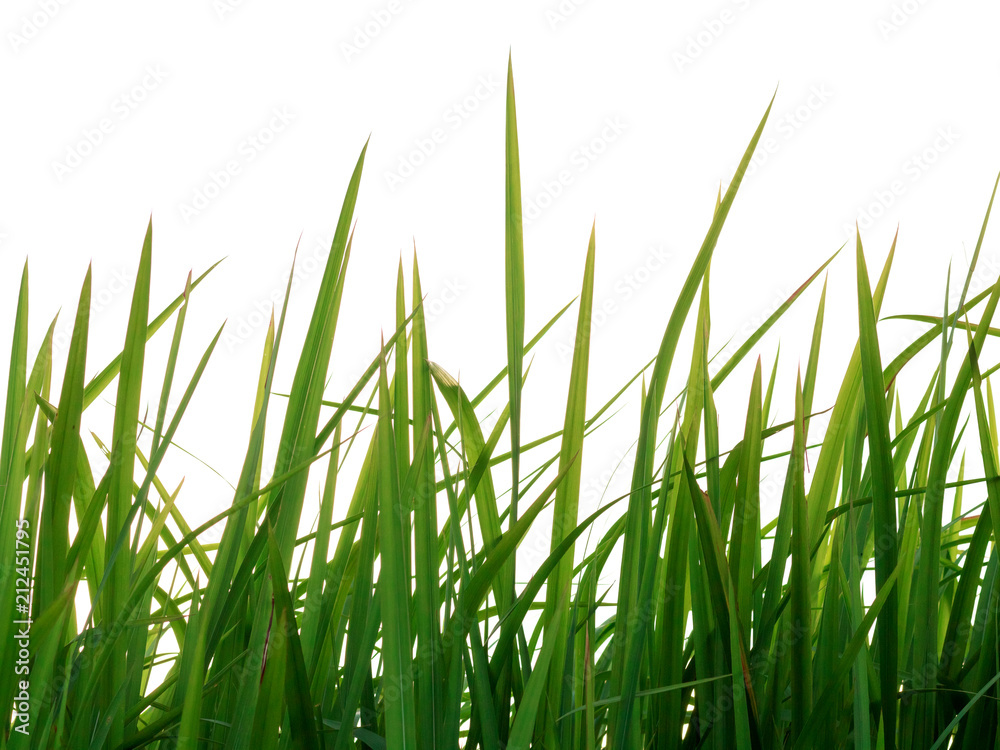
[4,57,1000,748]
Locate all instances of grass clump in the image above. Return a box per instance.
[3,56,1000,749]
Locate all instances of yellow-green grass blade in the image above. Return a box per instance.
[856,231,898,749]
[762,346,779,426]
[460,456,576,621]
[37,268,89,619]
[507,589,568,750]
[500,57,526,741]
[101,218,152,748]
[134,478,182,577]
[0,266,30,697]
[89,324,224,615]
[176,580,207,750]
[394,260,411,565]
[486,494,624,684]
[432,298,575,444]
[428,363,511,600]
[883,315,1000,339]
[542,223,595,743]
[135,446,211,578]
[711,247,838,391]
[312,297,418,453]
[202,247,301,663]
[881,280,1000,383]
[802,274,828,438]
[944,172,1000,353]
[82,257,223,410]
[505,53,526,530]
[151,271,191,459]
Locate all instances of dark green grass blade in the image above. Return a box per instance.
[795,555,904,749]
[267,527,321,750]
[856,231,898,749]
[908,177,1000,749]
[226,141,366,748]
[683,451,757,750]
[789,371,813,742]
[410,252,444,749]
[807,234,895,552]
[376,341,418,749]
[730,359,762,649]
[610,91,774,746]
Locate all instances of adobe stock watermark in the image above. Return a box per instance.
[213,0,250,20]
[877,0,932,39]
[554,243,671,362]
[672,0,757,73]
[545,0,591,29]
[840,126,960,241]
[340,0,415,64]
[884,251,1000,358]
[7,0,72,53]
[383,73,501,192]
[177,106,295,223]
[738,84,834,181]
[223,233,331,353]
[51,65,169,183]
[52,266,135,357]
[708,283,794,379]
[523,116,628,226]
[421,278,466,327]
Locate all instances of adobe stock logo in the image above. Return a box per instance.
[51,66,169,183]
[177,107,295,223]
[545,0,589,29]
[523,116,628,226]
[340,0,413,64]
[554,243,670,362]
[671,0,757,72]
[7,0,72,53]
[383,74,500,192]
[878,0,932,39]
[841,126,960,240]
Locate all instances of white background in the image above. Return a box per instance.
[3,0,1000,564]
